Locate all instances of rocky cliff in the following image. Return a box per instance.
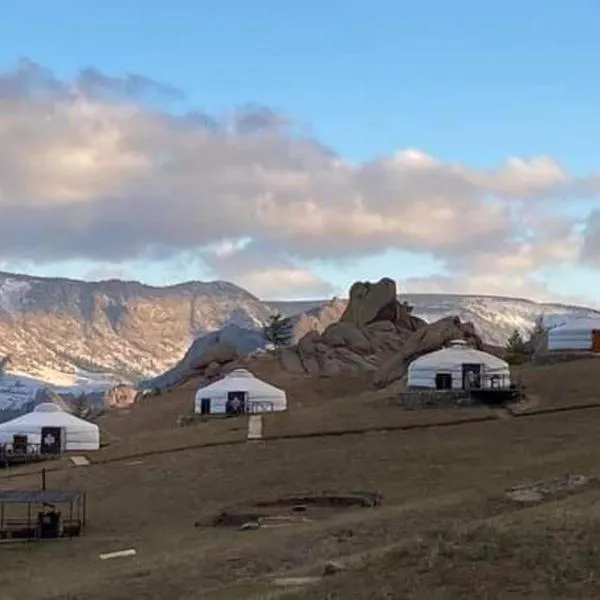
[0,272,271,382]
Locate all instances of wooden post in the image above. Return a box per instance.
[41,468,46,491]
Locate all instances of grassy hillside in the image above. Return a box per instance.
[3,357,600,599]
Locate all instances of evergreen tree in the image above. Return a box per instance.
[505,329,528,364]
[262,313,294,348]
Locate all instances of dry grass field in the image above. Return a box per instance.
[3,357,600,599]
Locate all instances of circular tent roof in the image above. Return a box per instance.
[33,402,64,413]
[225,368,254,378]
[197,368,285,395]
[550,318,600,333]
[409,341,508,371]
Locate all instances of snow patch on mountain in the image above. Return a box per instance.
[0,367,115,413]
[0,278,31,315]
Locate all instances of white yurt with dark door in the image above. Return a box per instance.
[407,340,511,390]
[0,403,100,451]
[194,368,287,415]
[547,318,600,352]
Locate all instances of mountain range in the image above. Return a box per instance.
[0,270,598,403]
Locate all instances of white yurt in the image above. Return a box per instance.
[0,403,100,451]
[407,340,511,390]
[547,318,600,352]
[194,368,287,415]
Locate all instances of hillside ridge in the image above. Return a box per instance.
[0,270,597,399]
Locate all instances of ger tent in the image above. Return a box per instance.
[0,403,100,451]
[407,340,511,390]
[194,368,287,415]
[548,318,600,352]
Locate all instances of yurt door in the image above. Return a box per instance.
[12,434,28,454]
[592,329,600,352]
[40,427,63,455]
[226,391,247,415]
[435,373,452,390]
[461,364,482,389]
[200,397,211,415]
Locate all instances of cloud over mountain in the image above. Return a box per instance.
[1,59,599,299]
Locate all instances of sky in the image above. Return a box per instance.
[1,0,600,303]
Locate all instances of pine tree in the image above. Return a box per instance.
[505,329,527,364]
[262,313,294,348]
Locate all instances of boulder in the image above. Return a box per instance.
[103,383,139,408]
[340,277,398,328]
[197,341,239,369]
[141,332,241,391]
[321,322,373,354]
[279,348,306,375]
[203,361,223,379]
[297,331,321,355]
[320,356,342,376]
[300,353,321,376]
[335,347,379,371]
[291,298,348,341]
[339,277,426,331]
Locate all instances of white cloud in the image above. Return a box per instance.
[1,59,599,299]
[400,232,587,304]
[201,241,334,299]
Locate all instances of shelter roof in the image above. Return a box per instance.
[0,489,84,503]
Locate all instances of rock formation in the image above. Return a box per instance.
[275,278,439,378]
[290,298,347,340]
[139,326,252,391]
[139,277,484,393]
[340,277,424,331]
[103,383,139,408]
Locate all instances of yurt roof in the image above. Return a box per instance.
[34,402,63,413]
[551,317,600,332]
[0,404,99,431]
[409,342,508,370]
[197,368,284,395]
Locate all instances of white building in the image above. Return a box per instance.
[547,318,600,352]
[0,403,100,451]
[194,368,287,415]
[407,340,511,390]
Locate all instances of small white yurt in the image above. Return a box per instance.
[194,368,287,415]
[0,403,100,451]
[407,340,511,390]
[547,318,600,352]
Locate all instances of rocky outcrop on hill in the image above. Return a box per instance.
[290,298,347,340]
[275,279,480,379]
[278,313,480,380]
[103,384,139,408]
[139,324,258,391]
[140,278,485,392]
[340,277,425,331]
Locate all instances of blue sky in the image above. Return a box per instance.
[2,0,600,302]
